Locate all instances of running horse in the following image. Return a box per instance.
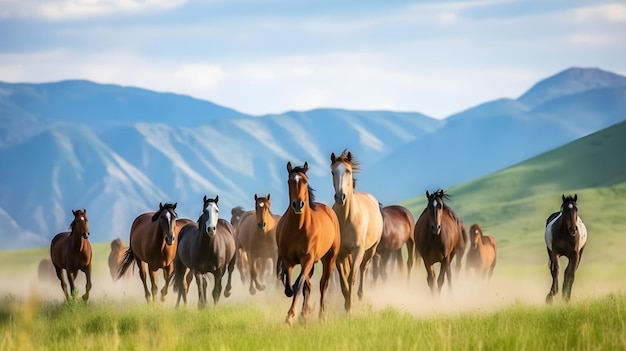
[330,150,384,311]
[465,223,497,281]
[230,206,249,283]
[372,205,416,284]
[237,194,281,295]
[50,209,92,301]
[276,161,341,324]
[413,189,463,295]
[173,195,236,308]
[545,194,587,303]
[117,202,180,303]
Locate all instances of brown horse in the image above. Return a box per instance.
[465,223,497,281]
[50,209,92,301]
[372,205,416,284]
[117,202,180,302]
[237,194,281,295]
[545,194,587,303]
[414,190,463,295]
[108,238,131,281]
[231,205,249,283]
[276,161,341,324]
[173,195,236,308]
[330,150,383,311]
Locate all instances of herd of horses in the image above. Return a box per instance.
[41,149,587,323]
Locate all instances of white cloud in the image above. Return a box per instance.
[0,0,186,20]
[173,64,224,90]
[573,3,626,23]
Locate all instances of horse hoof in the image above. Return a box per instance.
[546,295,554,304]
[257,284,266,292]
[284,288,293,298]
[250,287,257,295]
[285,315,296,326]
[81,294,89,301]
[224,290,231,298]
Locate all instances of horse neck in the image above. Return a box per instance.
[70,226,87,252]
[334,188,357,220]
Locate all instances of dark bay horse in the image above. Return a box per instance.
[545,194,587,303]
[173,195,236,308]
[237,194,281,295]
[117,202,180,302]
[50,209,92,301]
[330,150,384,311]
[373,205,416,283]
[276,162,341,324]
[465,223,497,281]
[231,205,249,283]
[108,238,131,281]
[414,190,463,295]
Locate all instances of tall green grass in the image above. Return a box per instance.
[1,291,625,350]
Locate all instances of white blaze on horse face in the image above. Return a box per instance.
[165,211,171,225]
[294,174,301,184]
[432,199,438,208]
[332,163,349,195]
[568,203,574,209]
[259,202,264,208]
[205,202,219,234]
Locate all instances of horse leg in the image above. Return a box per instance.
[224,253,236,298]
[66,269,77,299]
[424,263,437,296]
[147,268,159,303]
[212,269,224,306]
[256,257,267,292]
[371,253,381,285]
[406,238,415,283]
[301,264,315,322]
[546,249,559,304]
[319,251,337,320]
[193,271,205,309]
[136,259,151,302]
[335,255,351,311]
[160,264,173,302]
[439,257,453,294]
[358,246,377,300]
[563,254,580,302]
[81,264,92,301]
[54,266,69,301]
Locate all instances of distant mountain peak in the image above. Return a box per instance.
[517,67,626,108]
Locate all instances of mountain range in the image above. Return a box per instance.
[0,67,625,249]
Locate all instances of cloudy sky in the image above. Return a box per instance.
[0,0,625,118]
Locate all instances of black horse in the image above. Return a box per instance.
[172,195,237,308]
[544,194,588,303]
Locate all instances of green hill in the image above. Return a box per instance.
[403,120,626,266]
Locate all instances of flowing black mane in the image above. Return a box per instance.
[289,166,317,210]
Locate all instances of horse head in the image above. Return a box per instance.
[202,195,220,237]
[155,202,178,245]
[230,206,245,227]
[561,194,579,236]
[426,189,447,235]
[254,193,271,231]
[71,209,90,239]
[469,223,482,249]
[286,161,315,214]
[330,149,360,206]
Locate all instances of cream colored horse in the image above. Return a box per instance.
[330,150,384,311]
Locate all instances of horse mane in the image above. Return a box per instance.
[288,165,317,210]
[152,203,178,222]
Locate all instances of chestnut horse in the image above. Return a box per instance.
[465,223,497,281]
[414,190,463,295]
[108,238,131,281]
[231,206,249,283]
[50,209,92,301]
[237,194,281,295]
[545,194,587,303]
[117,202,180,302]
[276,162,340,324]
[372,205,416,283]
[173,195,236,308]
[330,150,383,311]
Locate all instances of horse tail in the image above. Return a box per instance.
[276,255,284,281]
[116,247,135,281]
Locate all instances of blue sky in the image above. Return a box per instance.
[0,0,625,118]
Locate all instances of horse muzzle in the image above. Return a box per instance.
[431,224,441,235]
[206,226,217,236]
[257,222,267,230]
[165,235,175,246]
[334,193,346,206]
[292,200,304,214]
[569,226,578,236]
[82,232,90,239]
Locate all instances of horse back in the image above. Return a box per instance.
[349,192,384,248]
[237,210,258,249]
[217,218,237,261]
[380,205,414,251]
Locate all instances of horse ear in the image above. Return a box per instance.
[267,193,270,200]
[426,190,430,198]
[574,194,577,202]
[303,162,309,172]
[72,209,77,216]
[83,209,87,215]
[254,193,258,201]
[203,195,208,203]
[330,152,336,162]
[347,152,352,162]
[173,202,177,209]
[562,194,566,202]
[214,196,219,204]
[159,202,163,210]
[287,161,293,173]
